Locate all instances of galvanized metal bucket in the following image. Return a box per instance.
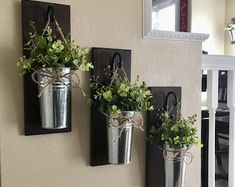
[229,30,235,44]
[163,148,187,187]
[37,67,71,129]
[107,111,135,165]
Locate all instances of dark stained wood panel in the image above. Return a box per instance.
[90,48,131,166]
[145,87,181,187]
[22,0,71,135]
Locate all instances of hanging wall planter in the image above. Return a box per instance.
[225,23,235,44]
[90,52,153,165]
[18,3,93,133]
[90,48,131,166]
[228,29,235,44]
[148,99,200,187]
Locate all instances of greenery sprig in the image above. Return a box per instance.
[17,21,93,75]
[90,74,154,118]
[224,23,235,31]
[148,109,200,149]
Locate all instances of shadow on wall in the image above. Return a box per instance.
[72,71,91,166]
[0,1,24,135]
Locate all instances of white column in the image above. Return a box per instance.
[207,70,218,187]
[227,70,235,187]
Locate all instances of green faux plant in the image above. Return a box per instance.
[148,109,200,149]
[90,74,154,118]
[17,21,93,75]
[224,23,235,31]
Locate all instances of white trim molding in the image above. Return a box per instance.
[202,54,235,187]
[143,0,209,42]
[202,54,235,70]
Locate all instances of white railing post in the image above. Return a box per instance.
[207,70,218,187]
[202,54,235,187]
[227,70,235,187]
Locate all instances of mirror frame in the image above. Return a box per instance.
[143,0,209,42]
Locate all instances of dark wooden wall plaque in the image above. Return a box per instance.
[145,87,181,187]
[22,0,71,135]
[90,48,131,166]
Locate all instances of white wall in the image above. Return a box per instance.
[0,0,202,186]
[224,0,235,55]
[191,0,225,55]
[191,0,235,56]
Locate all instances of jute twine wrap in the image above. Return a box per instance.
[105,112,144,143]
[31,69,86,97]
[162,147,193,164]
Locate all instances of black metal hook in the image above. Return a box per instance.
[164,91,178,110]
[112,52,123,71]
[47,5,54,23]
[232,17,235,24]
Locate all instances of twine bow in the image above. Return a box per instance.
[104,112,144,143]
[162,148,193,164]
[31,69,86,97]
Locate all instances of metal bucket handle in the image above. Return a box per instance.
[109,52,129,87]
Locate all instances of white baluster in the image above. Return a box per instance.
[227,70,235,187]
[207,70,218,187]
